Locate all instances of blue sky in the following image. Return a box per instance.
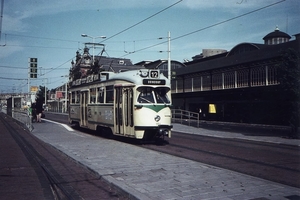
[0,0,299,92]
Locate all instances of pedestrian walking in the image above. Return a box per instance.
[35,99,44,123]
[31,102,37,122]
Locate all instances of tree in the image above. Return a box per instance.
[278,48,300,138]
[36,85,48,104]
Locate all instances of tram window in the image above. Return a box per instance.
[106,85,114,103]
[154,88,170,104]
[71,92,75,103]
[76,91,80,103]
[90,88,96,103]
[97,87,104,103]
[137,87,155,103]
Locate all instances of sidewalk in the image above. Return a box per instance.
[31,119,300,199]
[172,123,300,146]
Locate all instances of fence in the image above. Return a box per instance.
[171,109,200,127]
[1,107,33,131]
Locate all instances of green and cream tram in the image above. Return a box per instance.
[68,69,172,140]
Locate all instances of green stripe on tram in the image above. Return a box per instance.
[142,105,167,113]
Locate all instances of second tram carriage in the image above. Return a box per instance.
[68,69,172,140]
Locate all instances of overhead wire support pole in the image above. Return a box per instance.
[168,31,171,83]
[28,59,30,101]
[0,0,4,43]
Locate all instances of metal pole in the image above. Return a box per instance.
[28,58,30,103]
[168,31,171,82]
[44,78,47,106]
[64,81,67,113]
[92,37,95,63]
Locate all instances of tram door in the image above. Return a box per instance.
[114,87,134,136]
[80,90,88,127]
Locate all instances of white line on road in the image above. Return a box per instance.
[42,119,74,131]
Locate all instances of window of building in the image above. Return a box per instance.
[236,68,249,88]
[224,71,235,89]
[212,73,222,90]
[251,66,266,86]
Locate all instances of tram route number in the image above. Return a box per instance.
[150,70,159,78]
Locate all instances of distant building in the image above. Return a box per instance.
[69,47,143,82]
[172,27,300,126]
[263,26,291,45]
[192,49,227,60]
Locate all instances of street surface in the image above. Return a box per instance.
[47,112,300,188]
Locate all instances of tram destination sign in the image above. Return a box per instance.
[143,79,165,85]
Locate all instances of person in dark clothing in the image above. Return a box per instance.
[31,102,37,122]
[35,99,43,123]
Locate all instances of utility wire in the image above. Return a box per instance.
[38,1,183,79]
[120,0,286,58]
[101,0,183,43]
[41,57,74,76]
[1,1,183,80]
[173,0,286,41]
[0,76,27,80]
[0,65,27,69]
[6,33,80,43]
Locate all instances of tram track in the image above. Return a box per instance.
[1,114,80,199]
[1,113,129,200]
[143,132,300,189]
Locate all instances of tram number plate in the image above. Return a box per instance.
[150,70,159,78]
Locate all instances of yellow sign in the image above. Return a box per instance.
[30,86,38,92]
[209,104,216,113]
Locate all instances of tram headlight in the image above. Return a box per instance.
[154,115,161,122]
[159,129,169,136]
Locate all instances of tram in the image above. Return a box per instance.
[68,69,172,140]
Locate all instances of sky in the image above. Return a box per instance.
[0,0,299,93]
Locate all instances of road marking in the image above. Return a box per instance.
[42,119,74,131]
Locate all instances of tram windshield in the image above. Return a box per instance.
[137,87,170,104]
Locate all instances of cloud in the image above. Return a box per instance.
[0,40,24,59]
[2,14,28,32]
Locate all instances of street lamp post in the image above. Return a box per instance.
[81,34,106,63]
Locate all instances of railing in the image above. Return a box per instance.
[171,109,200,127]
[1,107,33,131]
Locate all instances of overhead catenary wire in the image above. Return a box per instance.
[100,0,183,43]
[27,0,286,83]
[119,0,286,58]
[1,0,286,91]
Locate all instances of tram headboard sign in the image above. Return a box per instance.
[143,79,166,85]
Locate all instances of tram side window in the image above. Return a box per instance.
[106,86,114,103]
[71,92,75,103]
[137,87,155,103]
[97,87,104,103]
[76,91,80,103]
[90,88,96,103]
